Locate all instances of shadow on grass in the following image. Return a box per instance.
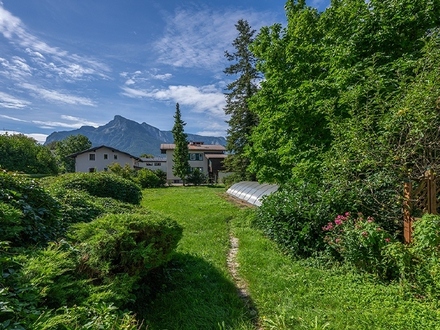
[133,253,257,330]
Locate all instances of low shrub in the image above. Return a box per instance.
[47,187,137,228]
[254,182,347,257]
[323,212,394,277]
[385,214,440,299]
[187,168,207,185]
[0,171,61,246]
[46,172,142,205]
[69,212,183,278]
[134,168,163,188]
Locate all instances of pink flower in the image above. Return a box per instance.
[367,217,374,223]
[335,219,343,225]
[335,238,341,244]
[384,238,391,243]
[344,212,350,217]
[322,222,334,231]
[362,231,368,237]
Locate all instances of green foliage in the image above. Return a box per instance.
[0,171,61,246]
[171,103,190,184]
[0,134,58,175]
[54,134,92,173]
[69,212,183,278]
[187,168,207,186]
[223,19,259,181]
[47,172,142,205]
[384,214,440,299]
[108,162,134,180]
[253,182,348,257]
[323,213,394,277]
[134,168,164,188]
[0,202,23,242]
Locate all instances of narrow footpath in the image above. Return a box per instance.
[227,233,263,330]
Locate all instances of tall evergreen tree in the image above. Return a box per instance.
[223,19,259,181]
[172,103,190,185]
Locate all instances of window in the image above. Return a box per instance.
[154,162,162,166]
[104,154,108,160]
[146,163,153,166]
[104,167,108,172]
[89,154,95,161]
[189,153,203,161]
[88,168,95,173]
[114,154,118,160]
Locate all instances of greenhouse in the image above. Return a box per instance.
[226,181,279,206]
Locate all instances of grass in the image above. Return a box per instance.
[140,186,255,330]
[140,186,440,330]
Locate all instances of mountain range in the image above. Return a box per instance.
[44,115,226,157]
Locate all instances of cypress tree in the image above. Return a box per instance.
[171,103,190,185]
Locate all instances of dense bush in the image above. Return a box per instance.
[0,134,58,175]
[187,168,207,185]
[0,171,61,246]
[323,213,394,277]
[47,187,137,227]
[385,214,440,299]
[254,181,349,257]
[46,172,142,204]
[134,168,164,188]
[69,212,183,278]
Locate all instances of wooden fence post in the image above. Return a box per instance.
[403,181,413,244]
[426,170,437,215]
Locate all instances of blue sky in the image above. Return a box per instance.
[0,0,329,143]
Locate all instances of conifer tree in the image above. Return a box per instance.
[171,103,190,185]
[223,19,259,181]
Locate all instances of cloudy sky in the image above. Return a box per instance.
[0,0,329,143]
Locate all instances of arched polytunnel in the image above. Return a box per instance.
[226,181,279,206]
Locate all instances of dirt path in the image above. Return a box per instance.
[227,233,263,330]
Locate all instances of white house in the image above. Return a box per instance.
[138,157,167,173]
[160,141,226,183]
[68,145,141,173]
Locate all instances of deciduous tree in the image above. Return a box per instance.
[55,135,92,173]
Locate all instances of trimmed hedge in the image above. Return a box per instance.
[69,212,183,277]
[45,172,142,205]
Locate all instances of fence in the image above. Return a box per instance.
[403,169,439,243]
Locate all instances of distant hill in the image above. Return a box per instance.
[44,115,226,157]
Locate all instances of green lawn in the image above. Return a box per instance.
[140,186,440,330]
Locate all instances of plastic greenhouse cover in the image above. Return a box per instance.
[226,181,279,206]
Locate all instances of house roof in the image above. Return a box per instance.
[160,143,226,152]
[67,145,141,161]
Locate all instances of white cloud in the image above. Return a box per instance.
[0,114,27,121]
[152,73,172,81]
[19,83,96,106]
[0,130,47,143]
[0,56,32,80]
[121,84,226,117]
[60,115,101,127]
[0,5,110,81]
[154,7,275,71]
[33,116,101,129]
[0,91,30,108]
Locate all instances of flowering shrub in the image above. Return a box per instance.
[323,212,394,277]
